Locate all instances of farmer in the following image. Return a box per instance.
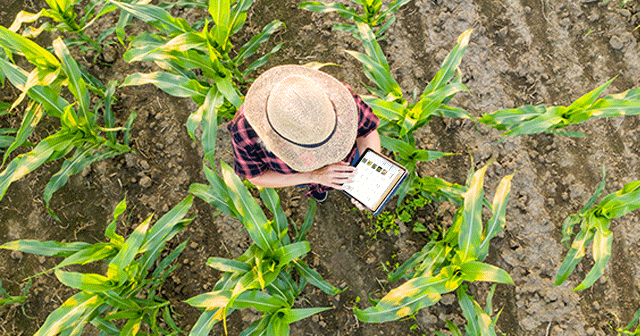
[228,64,381,204]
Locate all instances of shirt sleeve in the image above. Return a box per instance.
[354,93,379,138]
[228,113,268,179]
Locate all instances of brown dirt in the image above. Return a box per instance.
[1,0,640,335]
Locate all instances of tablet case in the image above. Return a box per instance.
[342,148,408,216]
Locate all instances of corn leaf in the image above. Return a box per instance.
[122,71,207,104]
[459,164,488,262]
[284,307,332,323]
[140,195,193,253]
[292,259,341,295]
[356,22,390,70]
[0,240,90,257]
[298,2,357,20]
[2,101,43,166]
[0,131,77,201]
[243,43,283,77]
[273,242,310,266]
[501,107,565,137]
[207,257,251,273]
[215,75,242,108]
[598,181,640,219]
[234,20,284,63]
[479,104,546,131]
[189,182,234,217]
[34,292,102,336]
[55,270,115,292]
[189,308,225,336]
[107,217,151,284]
[294,198,317,242]
[53,38,92,127]
[478,174,513,261]
[554,228,595,286]
[221,161,278,252]
[354,274,452,323]
[573,217,612,291]
[231,290,288,313]
[567,78,615,111]
[459,261,514,284]
[108,1,191,35]
[344,50,400,100]
[258,187,289,242]
[422,29,472,97]
[362,95,404,121]
[0,26,59,70]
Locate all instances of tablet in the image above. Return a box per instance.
[342,148,408,215]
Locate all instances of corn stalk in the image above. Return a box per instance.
[556,167,640,291]
[479,78,640,138]
[299,0,411,39]
[0,196,194,335]
[0,29,135,220]
[354,164,514,323]
[187,162,337,335]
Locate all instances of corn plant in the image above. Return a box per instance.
[479,78,640,138]
[0,196,194,335]
[0,279,30,307]
[111,0,283,162]
[187,162,338,335]
[299,0,411,39]
[615,308,640,335]
[8,0,119,54]
[555,168,640,291]
[0,29,135,220]
[354,164,514,323]
[344,23,473,202]
[434,284,502,336]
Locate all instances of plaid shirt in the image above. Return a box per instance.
[228,84,379,195]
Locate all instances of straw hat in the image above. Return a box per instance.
[243,65,358,172]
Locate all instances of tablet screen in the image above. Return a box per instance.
[342,149,407,214]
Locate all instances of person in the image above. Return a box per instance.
[228,64,381,206]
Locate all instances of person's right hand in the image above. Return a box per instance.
[308,161,356,190]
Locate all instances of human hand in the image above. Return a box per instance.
[351,198,366,211]
[309,161,356,190]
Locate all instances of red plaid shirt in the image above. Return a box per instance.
[228,84,379,195]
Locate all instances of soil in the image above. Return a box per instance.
[1,0,640,335]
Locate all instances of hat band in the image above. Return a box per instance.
[265,97,338,149]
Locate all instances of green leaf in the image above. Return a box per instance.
[478,174,513,261]
[356,22,389,70]
[34,292,102,336]
[292,260,341,295]
[459,164,488,261]
[459,261,514,284]
[0,240,90,257]
[107,216,151,283]
[0,26,59,70]
[273,242,310,266]
[221,161,278,251]
[107,0,191,35]
[298,2,357,20]
[2,101,43,166]
[140,195,193,253]
[361,96,404,121]
[283,307,332,323]
[344,49,401,100]
[422,29,472,96]
[573,217,612,291]
[235,20,284,63]
[554,228,595,286]
[122,72,208,104]
[0,131,77,201]
[354,274,452,323]
[52,38,92,128]
[55,270,114,292]
[232,290,288,313]
[294,198,316,242]
[189,308,225,336]
[258,187,289,242]
[207,257,251,273]
[567,77,615,111]
[215,75,242,109]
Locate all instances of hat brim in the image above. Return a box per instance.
[244,65,358,172]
